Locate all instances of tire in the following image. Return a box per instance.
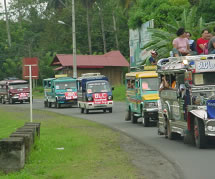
[125,108,131,121]
[2,98,5,104]
[142,111,149,127]
[167,120,177,140]
[81,108,84,113]
[86,109,89,114]
[48,102,52,108]
[20,100,23,104]
[44,101,48,107]
[194,117,207,149]
[56,103,61,108]
[109,108,112,113]
[131,112,138,124]
[103,109,106,113]
[9,98,14,104]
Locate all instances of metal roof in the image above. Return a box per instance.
[126,71,158,78]
[51,51,129,68]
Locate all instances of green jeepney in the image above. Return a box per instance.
[125,66,159,126]
[157,55,215,148]
[43,76,77,108]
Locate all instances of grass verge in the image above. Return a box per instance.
[0,106,139,179]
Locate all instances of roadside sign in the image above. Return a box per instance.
[22,57,39,79]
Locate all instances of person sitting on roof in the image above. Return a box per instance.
[172,28,191,57]
[142,50,158,66]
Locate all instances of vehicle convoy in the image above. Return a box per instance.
[0,77,30,104]
[125,66,159,126]
[77,73,113,114]
[157,55,215,148]
[43,76,77,108]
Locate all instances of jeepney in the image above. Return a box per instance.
[157,55,215,148]
[0,78,30,104]
[125,66,159,126]
[43,76,77,108]
[77,73,113,114]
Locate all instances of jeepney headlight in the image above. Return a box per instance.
[145,102,157,108]
[206,121,215,131]
[108,95,113,100]
[87,96,93,101]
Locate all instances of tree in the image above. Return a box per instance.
[128,0,189,29]
[4,0,11,47]
[80,0,96,54]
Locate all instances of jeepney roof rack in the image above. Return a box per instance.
[158,54,215,72]
[81,73,101,77]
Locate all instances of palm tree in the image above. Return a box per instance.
[80,0,96,54]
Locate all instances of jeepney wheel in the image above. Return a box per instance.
[56,103,61,108]
[103,109,106,113]
[167,120,176,140]
[81,108,84,113]
[48,102,52,108]
[44,101,48,107]
[9,98,14,104]
[194,117,207,149]
[142,111,149,127]
[109,108,112,113]
[131,112,138,124]
[86,109,89,114]
[2,98,5,104]
[20,100,23,104]
[125,108,131,121]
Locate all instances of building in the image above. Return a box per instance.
[51,51,129,85]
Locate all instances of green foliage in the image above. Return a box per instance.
[0,0,129,82]
[113,85,126,101]
[128,0,189,29]
[197,0,215,23]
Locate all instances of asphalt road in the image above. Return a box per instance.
[7,99,215,179]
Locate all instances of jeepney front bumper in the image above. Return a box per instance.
[85,101,113,110]
[143,108,159,122]
[11,95,30,102]
[56,96,77,104]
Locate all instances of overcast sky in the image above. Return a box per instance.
[0,0,10,12]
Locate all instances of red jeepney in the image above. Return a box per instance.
[0,78,30,104]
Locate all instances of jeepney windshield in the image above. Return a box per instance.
[193,72,215,86]
[9,83,28,89]
[55,81,76,90]
[141,78,159,91]
[86,81,111,93]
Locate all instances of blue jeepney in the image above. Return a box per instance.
[77,73,114,113]
[43,76,77,108]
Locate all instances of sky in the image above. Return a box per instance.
[0,0,9,12]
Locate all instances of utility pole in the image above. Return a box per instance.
[4,0,11,47]
[72,0,77,78]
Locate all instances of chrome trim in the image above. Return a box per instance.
[145,108,158,112]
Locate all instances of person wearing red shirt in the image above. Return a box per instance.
[196,29,210,54]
